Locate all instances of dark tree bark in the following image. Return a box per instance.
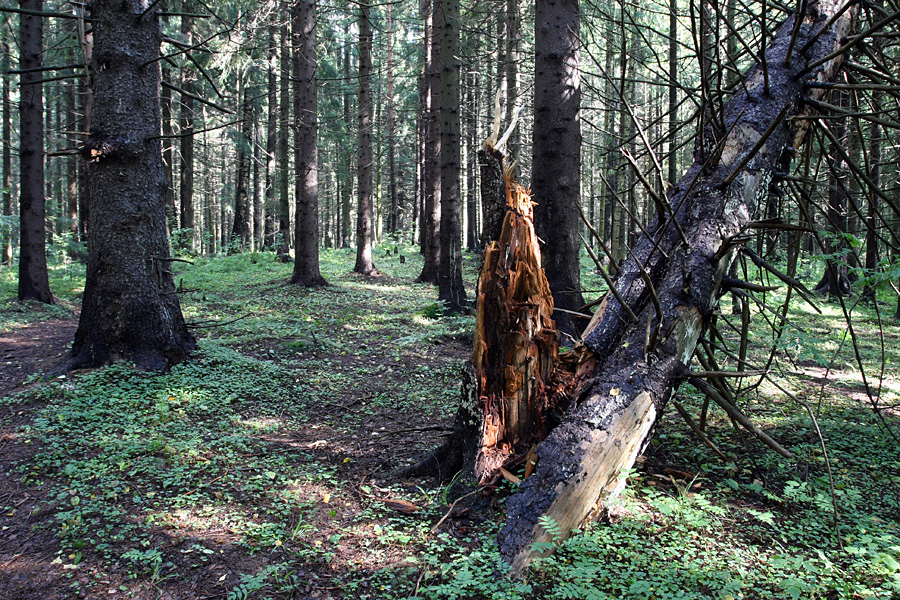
[290,0,326,287]
[353,3,378,276]
[531,0,585,338]
[497,0,856,572]
[264,22,277,249]
[386,1,399,237]
[179,11,195,250]
[504,0,520,162]
[232,80,253,250]
[814,91,851,296]
[478,146,506,249]
[277,4,292,257]
[862,92,882,302]
[161,64,175,234]
[1,40,12,268]
[70,0,195,371]
[416,0,441,284]
[437,0,466,310]
[667,0,678,185]
[340,39,352,249]
[77,19,93,243]
[65,78,79,238]
[17,0,53,304]
[465,71,479,252]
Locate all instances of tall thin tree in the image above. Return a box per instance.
[1,40,12,267]
[416,0,441,283]
[290,0,327,286]
[17,0,53,303]
[532,0,585,337]
[180,10,195,251]
[354,2,378,275]
[437,0,465,309]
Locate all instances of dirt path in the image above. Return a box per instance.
[0,318,77,397]
[1,318,78,600]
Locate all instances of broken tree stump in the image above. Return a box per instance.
[473,167,565,480]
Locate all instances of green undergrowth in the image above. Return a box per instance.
[2,245,899,599]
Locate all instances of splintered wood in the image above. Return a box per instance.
[472,171,561,481]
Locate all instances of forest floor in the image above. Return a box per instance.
[1,247,899,600]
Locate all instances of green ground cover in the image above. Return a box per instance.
[1,246,898,599]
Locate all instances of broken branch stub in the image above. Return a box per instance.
[499,0,857,574]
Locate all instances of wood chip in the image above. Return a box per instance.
[499,467,521,485]
[383,499,419,514]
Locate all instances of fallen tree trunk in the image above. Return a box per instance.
[498,0,857,573]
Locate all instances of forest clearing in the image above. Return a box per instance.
[1,249,899,599]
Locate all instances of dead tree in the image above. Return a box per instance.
[494,0,858,572]
[405,0,858,574]
[395,0,862,572]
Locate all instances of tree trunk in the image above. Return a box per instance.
[504,0,520,163]
[290,0,326,287]
[161,64,175,235]
[65,78,79,239]
[489,0,856,572]
[437,0,466,311]
[180,12,195,251]
[78,19,92,244]
[416,0,441,284]
[862,92,882,301]
[353,2,378,276]
[264,22,278,250]
[232,79,252,251]
[386,1,399,238]
[70,0,195,371]
[341,39,352,250]
[814,91,851,296]
[1,40,12,268]
[17,0,53,304]
[278,5,292,257]
[532,0,584,339]
[466,71,479,252]
[667,0,678,186]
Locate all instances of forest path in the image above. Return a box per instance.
[0,316,76,397]
[1,317,78,600]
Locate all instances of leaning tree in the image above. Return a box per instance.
[68,0,195,371]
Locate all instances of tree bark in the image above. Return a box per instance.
[65,77,79,239]
[495,0,857,572]
[437,0,466,310]
[386,1,399,238]
[264,22,278,250]
[278,4,292,257]
[416,0,441,284]
[862,92,882,302]
[532,0,585,339]
[290,0,326,287]
[179,11,195,251]
[341,38,352,250]
[1,40,12,268]
[232,79,252,251]
[70,0,195,371]
[17,0,53,304]
[161,64,175,235]
[353,2,378,276]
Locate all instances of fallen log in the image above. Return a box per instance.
[498,0,858,573]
